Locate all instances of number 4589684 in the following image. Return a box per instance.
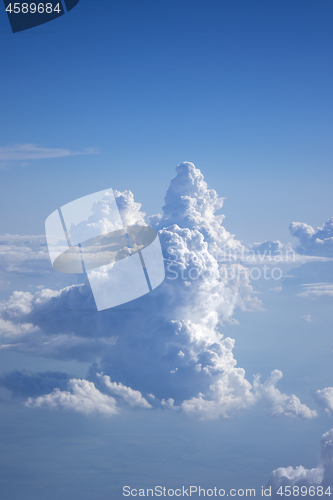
[276,486,332,497]
[6,3,61,14]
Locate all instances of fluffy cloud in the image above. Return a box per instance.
[26,378,119,416]
[0,162,314,420]
[290,218,333,257]
[64,188,147,245]
[15,365,316,421]
[253,370,317,419]
[0,317,35,337]
[178,336,256,419]
[243,219,333,287]
[314,388,333,415]
[114,190,147,227]
[250,240,285,255]
[97,373,152,408]
[269,465,323,491]
[152,162,240,252]
[268,428,333,496]
[26,374,152,416]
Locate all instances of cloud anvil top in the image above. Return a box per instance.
[45,188,165,311]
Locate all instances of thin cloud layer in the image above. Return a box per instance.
[297,283,333,298]
[0,144,100,161]
[0,235,49,274]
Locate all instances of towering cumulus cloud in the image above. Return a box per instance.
[0,163,315,419]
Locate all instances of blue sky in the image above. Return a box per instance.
[0,0,333,241]
[0,1,333,499]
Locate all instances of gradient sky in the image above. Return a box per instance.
[0,2,333,499]
[0,0,332,242]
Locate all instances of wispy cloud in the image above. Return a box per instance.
[0,144,100,162]
[302,314,312,322]
[297,283,333,298]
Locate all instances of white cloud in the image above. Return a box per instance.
[253,370,317,419]
[114,190,147,227]
[244,219,333,290]
[169,367,316,421]
[297,283,333,298]
[26,374,153,416]
[0,317,35,337]
[290,218,333,257]
[268,428,333,495]
[98,374,152,408]
[0,162,314,421]
[269,465,323,490]
[179,336,256,419]
[250,240,285,255]
[270,286,282,293]
[0,144,100,161]
[302,315,312,322]
[26,378,119,417]
[314,387,333,415]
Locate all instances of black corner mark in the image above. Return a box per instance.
[63,0,79,12]
[3,0,80,33]
[3,0,64,32]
